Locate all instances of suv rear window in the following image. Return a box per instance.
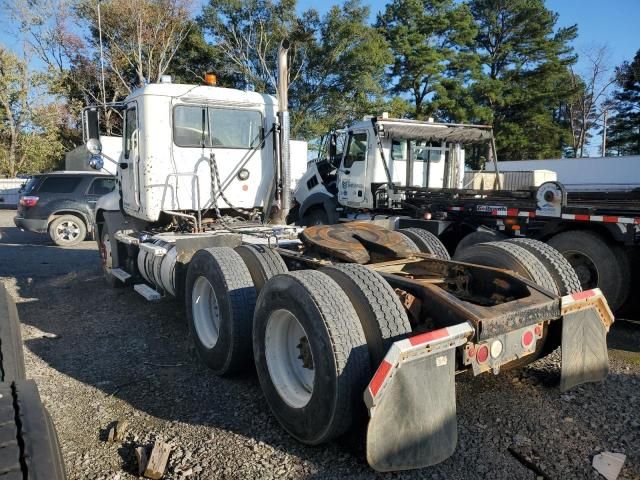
[88,178,116,195]
[37,177,82,194]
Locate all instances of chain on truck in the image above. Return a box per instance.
[84,40,615,472]
[292,117,640,313]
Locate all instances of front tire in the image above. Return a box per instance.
[99,225,122,288]
[185,247,256,375]
[253,271,370,445]
[49,214,86,247]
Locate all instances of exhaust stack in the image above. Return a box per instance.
[276,39,291,222]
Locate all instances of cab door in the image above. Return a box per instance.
[337,131,368,206]
[121,103,141,212]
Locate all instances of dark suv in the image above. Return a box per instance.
[14,172,116,246]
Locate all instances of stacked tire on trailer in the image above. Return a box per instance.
[0,283,65,479]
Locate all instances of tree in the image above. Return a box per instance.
[566,46,616,157]
[376,0,477,119]
[0,48,64,177]
[289,1,391,138]
[468,0,577,160]
[201,0,390,139]
[76,0,194,93]
[606,49,640,155]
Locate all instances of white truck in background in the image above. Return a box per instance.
[292,118,640,313]
[82,41,614,472]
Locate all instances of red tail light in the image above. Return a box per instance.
[19,196,39,207]
[521,330,534,348]
[476,344,489,363]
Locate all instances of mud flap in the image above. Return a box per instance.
[364,323,473,472]
[560,289,614,392]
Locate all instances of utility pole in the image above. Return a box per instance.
[601,108,608,157]
[97,0,107,110]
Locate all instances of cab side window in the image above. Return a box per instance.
[124,105,138,159]
[343,133,367,169]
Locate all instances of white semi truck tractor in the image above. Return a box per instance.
[85,42,615,472]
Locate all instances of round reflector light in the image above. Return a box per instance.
[476,344,489,363]
[490,340,503,359]
[534,324,543,338]
[522,330,534,348]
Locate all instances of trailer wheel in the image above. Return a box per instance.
[397,228,450,260]
[235,244,287,293]
[186,247,256,375]
[99,225,122,288]
[253,270,369,445]
[454,241,558,294]
[320,264,412,368]
[506,238,581,295]
[0,380,65,479]
[48,214,86,247]
[0,283,26,382]
[547,230,630,311]
[454,228,507,256]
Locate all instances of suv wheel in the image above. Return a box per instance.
[49,214,87,247]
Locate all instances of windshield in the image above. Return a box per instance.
[173,105,263,149]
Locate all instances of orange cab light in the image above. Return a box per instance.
[204,72,217,86]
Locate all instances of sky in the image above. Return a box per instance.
[297,0,640,73]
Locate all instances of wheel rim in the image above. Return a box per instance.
[265,309,314,409]
[192,276,221,349]
[56,220,80,242]
[564,250,598,289]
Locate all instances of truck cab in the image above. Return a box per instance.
[293,117,489,224]
[99,82,279,224]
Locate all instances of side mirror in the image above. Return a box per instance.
[83,107,100,142]
[88,155,104,170]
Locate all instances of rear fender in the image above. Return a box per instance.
[364,323,473,472]
[560,288,613,392]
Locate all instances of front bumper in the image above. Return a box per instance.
[13,216,48,233]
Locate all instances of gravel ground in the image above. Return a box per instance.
[0,209,638,480]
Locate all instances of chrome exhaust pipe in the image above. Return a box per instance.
[276,39,291,221]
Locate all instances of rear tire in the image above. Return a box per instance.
[186,247,256,375]
[49,214,86,247]
[320,264,411,368]
[0,283,26,382]
[454,241,558,294]
[454,228,507,256]
[397,228,450,260]
[547,230,630,311]
[253,270,369,444]
[506,238,581,295]
[0,380,65,480]
[235,244,287,293]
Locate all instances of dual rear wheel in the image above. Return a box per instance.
[185,246,411,444]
